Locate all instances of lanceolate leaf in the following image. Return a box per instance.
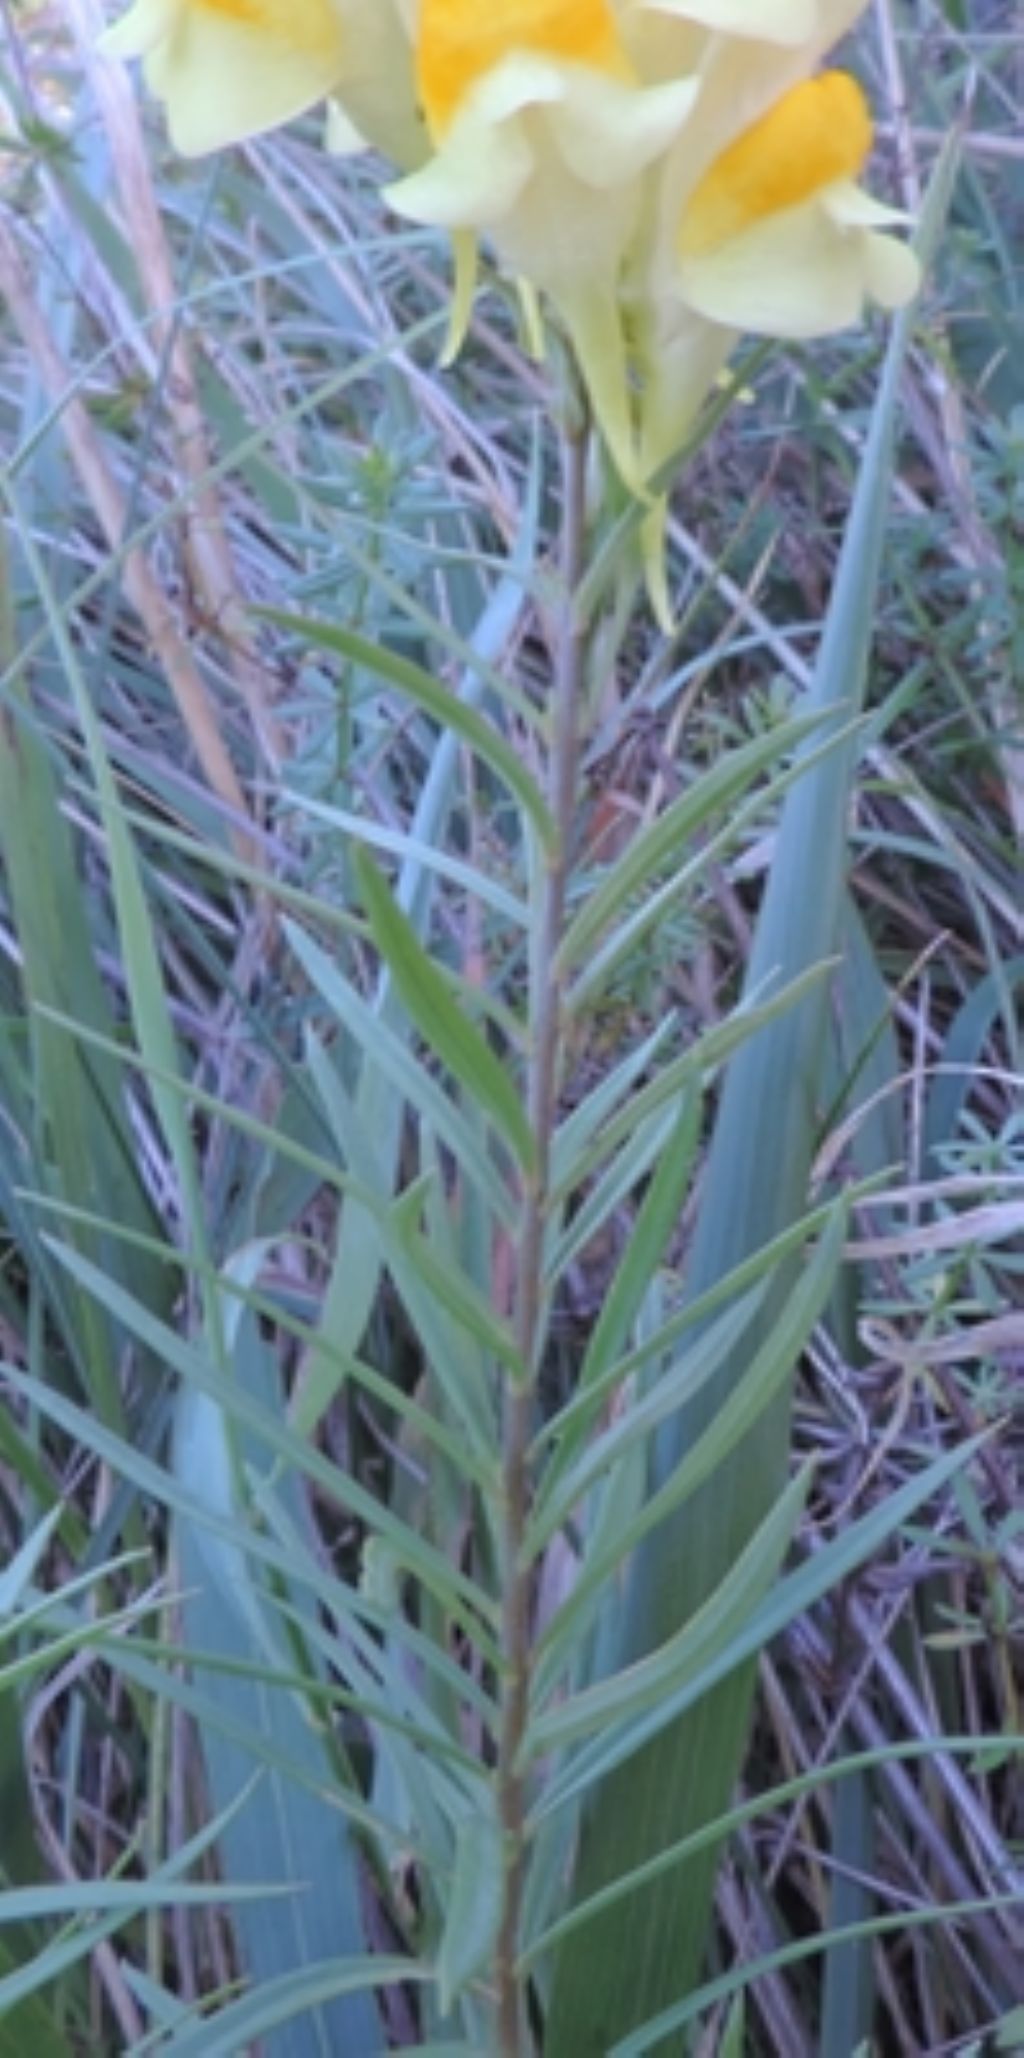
[262,608,554,853]
[354,846,535,1174]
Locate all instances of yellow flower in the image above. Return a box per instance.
[675,72,918,333]
[636,65,919,488]
[385,0,697,487]
[386,0,918,507]
[102,0,422,164]
[104,0,921,611]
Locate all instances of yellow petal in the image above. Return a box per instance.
[101,0,177,55]
[388,59,693,247]
[678,190,916,336]
[104,0,423,164]
[637,0,820,46]
[418,0,632,137]
[105,0,347,152]
[386,91,536,226]
[680,71,872,258]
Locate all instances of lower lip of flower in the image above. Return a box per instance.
[193,0,342,55]
[679,70,874,258]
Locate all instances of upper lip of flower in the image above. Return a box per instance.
[418,0,635,140]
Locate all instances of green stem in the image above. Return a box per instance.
[495,402,590,2056]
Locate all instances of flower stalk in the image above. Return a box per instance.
[496,385,590,2056]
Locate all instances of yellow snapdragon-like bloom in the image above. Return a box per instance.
[635,64,918,495]
[103,0,422,165]
[383,0,918,499]
[680,71,874,258]
[676,72,917,332]
[385,0,697,487]
[103,0,920,604]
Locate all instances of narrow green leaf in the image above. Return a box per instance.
[576,1092,700,1393]
[355,847,535,1173]
[923,955,1024,1178]
[437,1808,504,2015]
[996,2005,1024,2052]
[528,1287,760,1563]
[0,498,211,1338]
[609,1894,1020,2056]
[290,791,528,928]
[538,1429,988,1823]
[288,562,535,1434]
[285,920,518,1227]
[719,1996,746,2058]
[263,607,555,852]
[529,1471,808,1758]
[0,1509,61,1614]
[819,1758,875,2058]
[132,1956,431,2058]
[393,1188,524,1379]
[0,1880,291,1929]
[536,1207,844,1658]
[7,1287,497,1637]
[551,963,831,1202]
[0,690,166,1425]
[547,1098,687,1283]
[550,1015,678,1189]
[559,708,825,973]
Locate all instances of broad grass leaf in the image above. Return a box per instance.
[0,1955,71,2058]
[819,1759,875,2058]
[524,1733,1015,1966]
[171,1239,383,2058]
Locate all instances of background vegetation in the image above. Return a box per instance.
[0,0,1021,2050]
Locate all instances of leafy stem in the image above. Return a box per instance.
[494,393,591,2056]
